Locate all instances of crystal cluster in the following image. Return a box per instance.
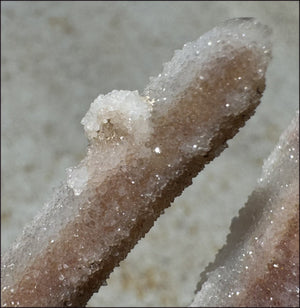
[191,113,299,307]
[1,18,272,307]
[81,90,152,143]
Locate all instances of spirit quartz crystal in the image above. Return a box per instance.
[1,18,273,307]
[191,113,299,307]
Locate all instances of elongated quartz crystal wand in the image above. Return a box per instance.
[191,112,299,307]
[1,18,272,307]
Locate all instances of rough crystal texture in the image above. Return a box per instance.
[1,18,271,307]
[81,90,152,143]
[191,112,299,307]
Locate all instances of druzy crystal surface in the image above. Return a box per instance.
[191,113,299,307]
[1,18,272,307]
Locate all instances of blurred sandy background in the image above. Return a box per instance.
[1,1,299,306]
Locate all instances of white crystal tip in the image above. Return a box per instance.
[144,17,272,106]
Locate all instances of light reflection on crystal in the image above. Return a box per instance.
[154,147,161,154]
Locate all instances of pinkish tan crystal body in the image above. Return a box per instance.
[191,113,299,307]
[1,18,272,307]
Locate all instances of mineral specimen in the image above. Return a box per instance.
[1,18,272,307]
[191,112,299,307]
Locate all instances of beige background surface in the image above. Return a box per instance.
[1,1,299,306]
